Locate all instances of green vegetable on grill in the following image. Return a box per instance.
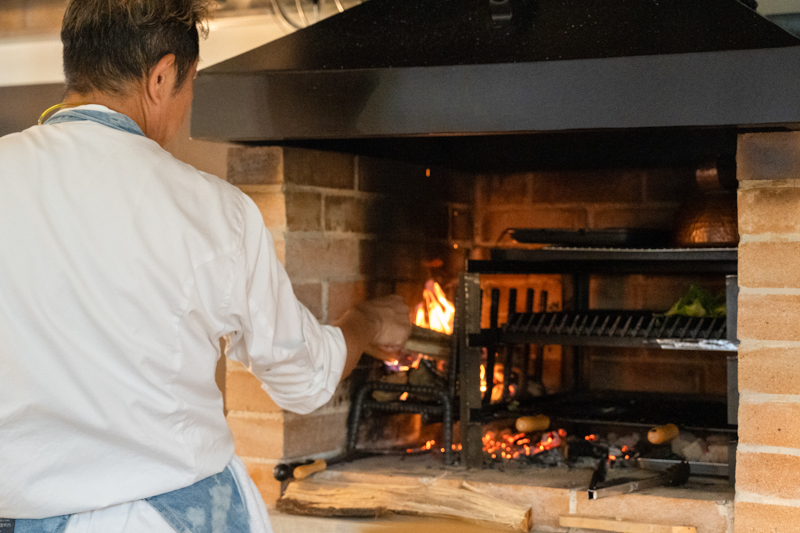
[665,284,726,318]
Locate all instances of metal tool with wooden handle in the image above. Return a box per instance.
[292,459,327,480]
[273,451,368,482]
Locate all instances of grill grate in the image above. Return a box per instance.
[495,311,736,351]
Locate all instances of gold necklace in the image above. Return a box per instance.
[38,102,89,126]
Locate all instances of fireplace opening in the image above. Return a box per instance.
[224,145,739,528]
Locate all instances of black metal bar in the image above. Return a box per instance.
[475,331,737,351]
[508,288,517,318]
[595,315,611,336]
[618,315,633,337]
[503,289,517,400]
[459,273,484,469]
[347,382,454,464]
[523,288,535,390]
[629,315,644,337]
[533,291,547,385]
[484,288,501,407]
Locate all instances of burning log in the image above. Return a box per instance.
[278,477,533,532]
[403,324,451,360]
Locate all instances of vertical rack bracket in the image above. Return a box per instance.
[458,272,484,468]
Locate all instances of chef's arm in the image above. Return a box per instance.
[334,295,412,378]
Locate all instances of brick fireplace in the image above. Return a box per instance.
[221,146,472,502]
[221,132,800,532]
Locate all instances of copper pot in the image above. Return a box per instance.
[673,158,738,248]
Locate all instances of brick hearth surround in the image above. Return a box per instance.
[735,131,800,532]
[222,146,471,502]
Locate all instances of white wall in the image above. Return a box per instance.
[0,14,292,88]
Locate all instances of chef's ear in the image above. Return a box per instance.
[146,54,177,104]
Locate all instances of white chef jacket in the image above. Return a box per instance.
[0,105,347,519]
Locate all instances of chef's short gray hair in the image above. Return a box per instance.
[62,0,213,96]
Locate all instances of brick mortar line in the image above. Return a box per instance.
[321,279,330,324]
[715,501,734,533]
[739,287,800,295]
[736,491,800,508]
[739,391,800,404]
[286,183,474,208]
[740,233,800,243]
[236,184,283,194]
[738,340,800,349]
[226,410,284,421]
[739,179,800,190]
[283,183,365,195]
[738,443,800,457]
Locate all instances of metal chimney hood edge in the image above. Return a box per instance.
[193,45,800,143]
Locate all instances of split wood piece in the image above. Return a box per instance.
[278,477,532,532]
[403,324,451,360]
[559,515,696,533]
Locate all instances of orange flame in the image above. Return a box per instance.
[413,280,455,334]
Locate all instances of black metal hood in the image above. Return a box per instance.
[192,0,800,168]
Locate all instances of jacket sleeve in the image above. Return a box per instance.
[223,194,346,414]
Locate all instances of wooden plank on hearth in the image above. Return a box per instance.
[559,515,696,533]
[278,478,532,532]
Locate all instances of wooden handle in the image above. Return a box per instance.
[293,459,327,480]
[515,415,550,433]
[648,423,680,444]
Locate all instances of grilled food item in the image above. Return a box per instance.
[648,423,680,444]
[515,414,550,433]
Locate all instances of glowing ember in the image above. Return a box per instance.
[404,441,462,454]
[482,428,566,460]
[480,365,487,393]
[399,392,409,401]
[413,280,455,334]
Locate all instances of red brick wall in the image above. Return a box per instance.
[735,131,800,533]
[224,146,472,502]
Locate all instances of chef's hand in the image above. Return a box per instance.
[335,295,412,377]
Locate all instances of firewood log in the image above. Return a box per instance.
[278,477,533,532]
[403,325,451,360]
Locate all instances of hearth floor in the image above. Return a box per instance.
[270,454,734,533]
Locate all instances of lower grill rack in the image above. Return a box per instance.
[488,311,737,351]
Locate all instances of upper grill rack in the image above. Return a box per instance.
[496,310,736,351]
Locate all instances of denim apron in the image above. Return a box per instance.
[5,465,250,533]
[2,109,251,533]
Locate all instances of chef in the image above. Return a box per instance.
[0,1,411,532]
